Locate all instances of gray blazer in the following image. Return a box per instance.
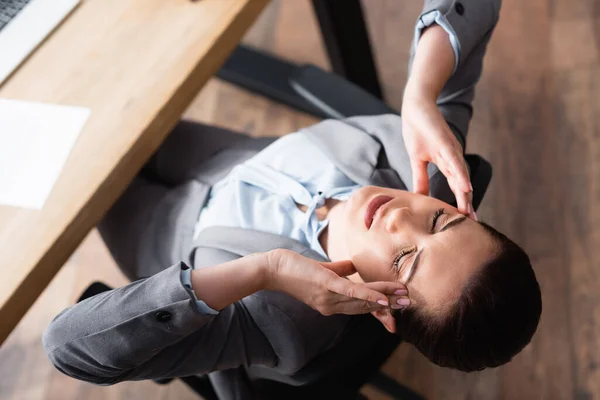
[42,0,500,398]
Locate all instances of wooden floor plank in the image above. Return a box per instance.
[553,66,600,400]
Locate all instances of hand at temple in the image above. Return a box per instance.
[265,249,408,321]
[401,24,476,220]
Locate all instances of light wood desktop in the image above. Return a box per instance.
[0,0,269,345]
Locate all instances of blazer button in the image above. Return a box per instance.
[155,311,172,322]
[455,2,465,15]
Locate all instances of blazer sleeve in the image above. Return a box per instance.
[42,262,277,385]
[410,0,502,146]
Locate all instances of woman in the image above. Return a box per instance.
[43,0,542,394]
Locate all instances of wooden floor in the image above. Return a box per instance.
[1,0,599,399]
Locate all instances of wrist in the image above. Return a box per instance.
[263,249,283,291]
[247,252,271,291]
[190,252,271,311]
[404,78,438,104]
[402,84,437,116]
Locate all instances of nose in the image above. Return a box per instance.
[385,207,411,233]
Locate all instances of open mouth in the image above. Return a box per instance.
[364,195,393,229]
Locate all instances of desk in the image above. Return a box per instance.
[0,0,269,345]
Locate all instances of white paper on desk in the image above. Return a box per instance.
[0,99,90,209]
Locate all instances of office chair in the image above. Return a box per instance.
[79,65,492,400]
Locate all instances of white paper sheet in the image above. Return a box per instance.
[0,99,90,209]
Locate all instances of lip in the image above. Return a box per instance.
[364,195,393,229]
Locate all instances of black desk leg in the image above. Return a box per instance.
[311,0,383,99]
[216,1,383,116]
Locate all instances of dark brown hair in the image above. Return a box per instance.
[394,222,542,372]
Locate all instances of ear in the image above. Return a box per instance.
[371,308,397,334]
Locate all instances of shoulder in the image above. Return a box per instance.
[243,290,353,374]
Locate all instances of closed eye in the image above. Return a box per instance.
[392,209,467,280]
[430,208,445,233]
[431,208,468,233]
[392,246,416,274]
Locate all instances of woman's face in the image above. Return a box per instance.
[330,186,495,313]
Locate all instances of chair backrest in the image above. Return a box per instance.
[290,64,493,211]
[261,64,494,394]
[246,313,399,398]
[80,66,493,398]
[245,155,491,395]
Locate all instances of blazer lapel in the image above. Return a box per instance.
[303,117,407,190]
[193,226,328,267]
[303,114,455,205]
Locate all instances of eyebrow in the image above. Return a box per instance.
[439,215,468,233]
[404,250,422,284]
[404,216,468,284]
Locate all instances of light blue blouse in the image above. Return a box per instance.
[181,14,461,311]
[193,132,362,258]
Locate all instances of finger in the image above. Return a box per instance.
[333,289,411,313]
[411,159,430,195]
[441,147,471,194]
[453,183,470,217]
[452,178,475,219]
[372,308,397,333]
[446,176,469,217]
[438,163,453,180]
[363,281,407,295]
[331,282,411,310]
[320,260,356,277]
[333,291,411,310]
[326,278,389,306]
[388,295,412,310]
[331,299,388,315]
[467,191,478,221]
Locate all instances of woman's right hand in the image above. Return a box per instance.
[402,91,476,220]
[264,249,408,316]
[401,24,477,220]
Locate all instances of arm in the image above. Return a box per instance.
[188,252,267,311]
[43,261,275,385]
[410,0,502,145]
[405,25,454,104]
[418,0,502,69]
[43,251,405,385]
[401,0,501,217]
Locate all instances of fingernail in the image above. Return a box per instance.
[397,298,411,306]
[377,300,389,306]
[469,182,473,192]
[394,289,408,295]
[473,210,479,221]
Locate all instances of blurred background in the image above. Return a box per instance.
[0,0,598,399]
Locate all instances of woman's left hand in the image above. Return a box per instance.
[265,249,407,318]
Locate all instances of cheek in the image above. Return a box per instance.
[350,243,394,282]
